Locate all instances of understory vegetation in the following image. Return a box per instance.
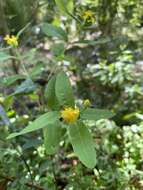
[1,0,143,189]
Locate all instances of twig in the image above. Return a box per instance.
[12,143,35,189]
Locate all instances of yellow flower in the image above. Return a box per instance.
[4,35,18,47]
[83,99,91,107]
[83,10,95,23]
[61,107,80,124]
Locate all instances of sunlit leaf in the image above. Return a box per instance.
[43,122,65,154]
[68,121,96,168]
[44,75,59,110]
[55,71,75,107]
[81,108,114,121]
[7,111,59,139]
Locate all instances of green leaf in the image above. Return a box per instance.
[2,96,14,111]
[23,139,42,150]
[41,23,68,41]
[0,52,13,61]
[29,64,44,78]
[7,111,59,139]
[68,121,96,168]
[0,75,25,86]
[81,108,114,121]
[43,122,65,155]
[51,43,65,58]
[12,78,37,95]
[44,75,59,110]
[55,71,75,107]
[55,0,74,14]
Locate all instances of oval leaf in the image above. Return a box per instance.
[68,121,96,168]
[41,23,68,41]
[7,111,59,139]
[12,78,37,96]
[81,108,114,121]
[44,75,59,110]
[55,71,75,107]
[43,122,65,155]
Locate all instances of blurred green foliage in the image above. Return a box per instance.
[1,0,143,189]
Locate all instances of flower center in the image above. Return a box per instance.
[61,107,80,124]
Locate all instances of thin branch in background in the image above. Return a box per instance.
[12,143,35,190]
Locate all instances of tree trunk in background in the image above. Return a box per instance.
[0,0,9,35]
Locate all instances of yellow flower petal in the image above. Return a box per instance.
[83,10,95,23]
[61,107,80,124]
[4,34,18,47]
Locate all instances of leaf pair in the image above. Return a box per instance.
[7,71,114,169]
[45,71,74,109]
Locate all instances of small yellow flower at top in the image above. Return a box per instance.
[83,99,91,107]
[83,10,95,23]
[61,107,80,124]
[4,34,18,47]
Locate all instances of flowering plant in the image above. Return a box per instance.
[7,71,114,168]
